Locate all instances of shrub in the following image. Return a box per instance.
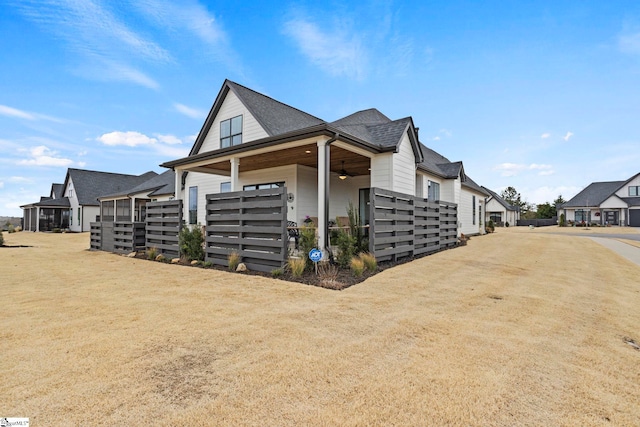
[147,247,158,260]
[335,230,357,269]
[359,252,377,272]
[298,225,318,269]
[228,250,240,271]
[179,225,204,261]
[271,268,284,278]
[350,257,365,277]
[0,230,4,246]
[505,222,510,227]
[346,201,368,253]
[8,224,15,233]
[203,261,213,268]
[487,220,495,233]
[52,228,61,233]
[288,257,306,277]
[559,213,566,227]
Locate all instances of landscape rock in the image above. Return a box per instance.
[191,260,200,266]
[171,258,180,264]
[127,252,137,258]
[236,263,247,272]
[155,254,165,262]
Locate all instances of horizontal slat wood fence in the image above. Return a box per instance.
[145,200,182,258]
[368,187,458,262]
[205,187,287,273]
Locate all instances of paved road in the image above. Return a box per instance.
[587,237,640,267]
[546,231,640,241]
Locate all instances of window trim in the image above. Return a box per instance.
[629,186,640,197]
[243,181,285,191]
[220,115,243,148]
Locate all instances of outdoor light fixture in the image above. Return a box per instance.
[339,161,348,180]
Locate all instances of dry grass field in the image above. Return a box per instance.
[2,228,640,426]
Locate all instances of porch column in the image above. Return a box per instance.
[230,157,240,191]
[317,140,328,255]
[174,167,182,201]
[36,206,40,232]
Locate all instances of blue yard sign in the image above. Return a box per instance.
[309,248,322,263]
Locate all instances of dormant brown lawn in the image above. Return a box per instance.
[2,229,639,426]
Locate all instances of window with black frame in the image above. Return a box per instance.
[189,186,198,224]
[220,115,242,148]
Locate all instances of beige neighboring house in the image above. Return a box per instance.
[482,186,521,226]
[161,80,489,250]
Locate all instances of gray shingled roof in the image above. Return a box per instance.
[99,169,175,199]
[482,186,519,211]
[463,175,490,196]
[561,181,624,208]
[34,197,70,207]
[66,169,158,206]
[51,183,64,199]
[227,80,325,136]
[621,197,640,207]
[330,110,412,149]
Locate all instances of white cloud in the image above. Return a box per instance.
[283,17,367,80]
[156,134,183,145]
[0,181,4,189]
[9,176,31,183]
[619,31,640,54]
[432,136,441,141]
[541,133,550,139]
[15,0,170,88]
[97,130,190,158]
[17,146,74,167]
[439,129,452,138]
[98,131,156,147]
[0,105,64,122]
[494,163,554,177]
[174,103,206,119]
[563,131,574,141]
[526,186,583,205]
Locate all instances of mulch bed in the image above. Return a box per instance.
[129,242,461,290]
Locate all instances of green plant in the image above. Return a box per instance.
[346,201,368,253]
[147,247,158,260]
[179,225,204,261]
[203,261,213,268]
[52,228,61,233]
[359,252,377,272]
[271,268,284,278]
[336,230,357,269]
[559,213,566,227]
[487,220,495,233]
[288,257,306,277]
[8,224,15,233]
[228,250,240,271]
[298,225,318,269]
[505,222,510,227]
[0,230,4,246]
[350,257,365,277]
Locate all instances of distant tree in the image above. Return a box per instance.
[553,195,566,213]
[536,202,554,219]
[501,186,523,208]
[521,202,537,220]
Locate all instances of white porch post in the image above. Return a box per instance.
[317,140,327,254]
[174,167,182,201]
[230,157,240,191]
[35,206,40,232]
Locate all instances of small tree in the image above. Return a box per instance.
[559,213,566,227]
[179,224,204,261]
[298,226,318,270]
[0,230,4,246]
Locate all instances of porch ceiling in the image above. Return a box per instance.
[197,144,371,176]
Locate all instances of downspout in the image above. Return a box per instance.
[324,132,339,254]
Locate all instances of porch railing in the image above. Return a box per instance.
[145,200,182,258]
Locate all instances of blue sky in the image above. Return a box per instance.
[2,0,640,216]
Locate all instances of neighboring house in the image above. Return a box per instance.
[560,172,640,226]
[21,168,159,232]
[97,170,175,222]
[482,186,520,226]
[161,80,488,250]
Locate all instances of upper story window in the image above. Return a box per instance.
[629,186,640,196]
[68,189,74,198]
[243,182,284,191]
[427,180,440,201]
[220,115,242,148]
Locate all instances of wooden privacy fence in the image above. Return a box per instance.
[205,187,288,273]
[369,187,458,262]
[145,200,182,258]
[89,221,145,254]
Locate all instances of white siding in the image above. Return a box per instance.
[296,165,318,224]
[199,91,269,153]
[370,153,392,190]
[65,178,81,232]
[81,206,99,231]
[459,187,484,236]
[391,133,416,194]
[600,195,627,209]
[615,174,640,198]
[440,177,460,206]
[184,171,229,225]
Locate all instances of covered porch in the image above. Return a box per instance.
[173,135,378,252]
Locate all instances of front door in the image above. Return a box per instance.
[605,211,618,225]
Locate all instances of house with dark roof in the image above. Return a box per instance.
[559,173,640,226]
[482,186,520,226]
[21,168,159,232]
[161,80,489,250]
[97,170,175,222]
